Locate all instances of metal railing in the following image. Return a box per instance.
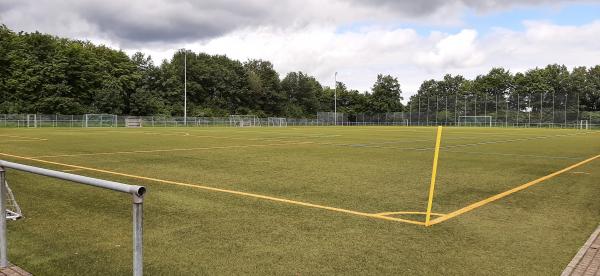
[0,160,146,276]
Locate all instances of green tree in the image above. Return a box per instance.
[281,72,322,117]
[368,74,403,113]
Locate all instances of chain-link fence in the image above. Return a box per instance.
[405,92,596,128]
[1,92,599,129]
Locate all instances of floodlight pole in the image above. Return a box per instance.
[334,72,337,126]
[183,49,187,127]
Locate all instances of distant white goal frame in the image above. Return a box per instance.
[229,115,260,127]
[125,117,143,128]
[26,114,37,128]
[457,115,493,127]
[267,117,287,127]
[84,114,118,128]
[578,120,589,130]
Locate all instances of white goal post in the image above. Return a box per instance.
[26,114,37,128]
[125,117,143,128]
[229,115,260,127]
[84,114,118,128]
[578,120,589,130]
[3,180,22,220]
[458,116,492,127]
[267,117,287,127]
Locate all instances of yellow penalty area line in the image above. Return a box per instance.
[0,152,425,226]
[425,126,443,226]
[428,153,600,226]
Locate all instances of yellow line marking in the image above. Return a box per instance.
[425,126,443,226]
[33,141,316,158]
[428,154,600,226]
[0,152,424,225]
[0,135,47,141]
[376,211,446,217]
[1,139,47,142]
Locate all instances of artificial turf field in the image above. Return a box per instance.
[0,126,599,275]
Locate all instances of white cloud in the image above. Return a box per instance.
[141,20,600,100]
[415,29,485,70]
[2,0,599,101]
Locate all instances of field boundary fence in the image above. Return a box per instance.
[1,113,598,129]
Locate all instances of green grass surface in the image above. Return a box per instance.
[0,126,599,275]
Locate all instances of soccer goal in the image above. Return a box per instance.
[578,120,589,130]
[4,180,22,220]
[84,114,118,127]
[26,114,37,128]
[230,115,260,127]
[267,117,287,127]
[458,116,492,127]
[125,117,143,128]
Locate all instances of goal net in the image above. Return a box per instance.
[229,115,260,127]
[4,180,22,220]
[267,117,287,127]
[458,116,492,127]
[84,114,118,127]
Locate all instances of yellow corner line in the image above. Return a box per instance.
[428,154,600,226]
[0,152,424,226]
[376,211,445,217]
[425,126,443,226]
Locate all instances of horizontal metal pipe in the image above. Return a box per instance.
[0,160,145,197]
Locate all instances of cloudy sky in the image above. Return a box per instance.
[2,0,600,97]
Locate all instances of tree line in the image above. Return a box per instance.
[1,25,599,117]
[409,66,600,114]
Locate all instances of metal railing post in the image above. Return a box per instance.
[0,167,7,268]
[133,193,144,276]
[0,160,146,274]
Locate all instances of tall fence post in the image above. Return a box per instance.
[0,167,7,268]
[132,192,144,276]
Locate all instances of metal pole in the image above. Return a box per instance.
[184,50,187,127]
[418,96,421,126]
[517,94,519,126]
[455,93,458,125]
[409,101,412,126]
[577,91,580,123]
[474,94,477,118]
[552,91,555,127]
[484,94,487,118]
[426,97,430,126]
[528,94,531,127]
[564,94,568,127]
[0,167,6,268]
[540,92,543,127]
[132,194,144,276]
[505,96,508,127]
[445,95,448,125]
[464,95,467,126]
[334,72,337,126]
[435,95,438,125]
[496,94,498,127]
